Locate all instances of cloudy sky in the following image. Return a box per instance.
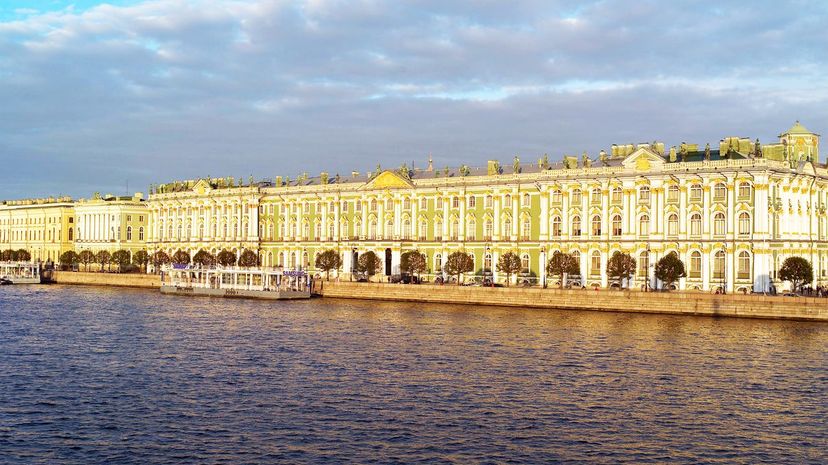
[1,0,826,199]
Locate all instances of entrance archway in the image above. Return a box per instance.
[385,248,392,276]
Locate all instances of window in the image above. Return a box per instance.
[452,197,459,209]
[571,189,582,204]
[667,214,678,236]
[370,199,377,211]
[551,216,562,237]
[572,216,581,237]
[385,221,393,239]
[316,222,322,240]
[713,212,726,236]
[713,250,726,279]
[638,251,649,277]
[303,222,310,240]
[484,219,493,240]
[612,215,622,236]
[403,198,411,210]
[639,186,650,203]
[484,253,492,271]
[342,201,349,212]
[467,219,476,241]
[521,254,530,273]
[689,251,702,278]
[611,187,622,204]
[419,221,427,240]
[713,183,727,201]
[435,219,443,240]
[590,251,601,276]
[505,194,511,206]
[690,213,702,236]
[127,215,132,222]
[421,198,427,209]
[403,219,411,240]
[738,251,751,280]
[386,199,393,210]
[437,197,443,209]
[591,215,602,236]
[667,185,679,203]
[504,218,512,237]
[738,182,752,199]
[356,201,362,212]
[127,226,133,241]
[522,193,530,207]
[304,202,310,213]
[369,221,377,240]
[522,218,531,240]
[639,215,649,236]
[551,189,562,204]
[435,254,442,272]
[68,228,73,241]
[690,184,702,202]
[450,220,459,240]
[591,188,602,204]
[329,222,335,239]
[468,196,476,208]
[485,195,493,208]
[738,212,751,236]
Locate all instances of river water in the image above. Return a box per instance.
[0,285,826,464]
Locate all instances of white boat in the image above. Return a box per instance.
[0,262,41,284]
[160,265,312,300]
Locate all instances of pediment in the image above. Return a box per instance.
[622,148,666,172]
[192,179,213,195]
[361,170,413,190]
[798,161,816,175]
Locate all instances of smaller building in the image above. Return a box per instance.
[74,193,148,258]
[0,197,76,263]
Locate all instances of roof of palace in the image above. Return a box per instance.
[782,121,816,136]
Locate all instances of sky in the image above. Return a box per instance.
[1,0,827,199]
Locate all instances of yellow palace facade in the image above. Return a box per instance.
[148,122,827,293]
[0,197,75,263]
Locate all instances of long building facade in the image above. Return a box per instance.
[147,122,827,293]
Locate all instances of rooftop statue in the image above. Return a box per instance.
[704,143,711,161]
[513,156,520,174]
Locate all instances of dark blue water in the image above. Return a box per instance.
[1,285,826,464]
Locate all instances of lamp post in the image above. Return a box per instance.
[722,244,727,295]
[541,245,547,288]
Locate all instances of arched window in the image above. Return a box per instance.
[504,194,511,205]
[369,220,377,240]
[278,252,284,267]
[591,188,602,203]
[551,216,562,237]
[689,251,702,278]
[68,228,73,241]
[315,222,322,240]
[571,189,582,204]
[468,196,476,208]
[403,219,411,240]
[138,227,144,241]
[738,251,751,279]
[370,199,377,211]
[612,215,622,236]
[386,199,393,210]
[590,251,601,276]
[713,183,727,200]
[435,219,443,240]
[450,219,459,240]
[522,193,530,207]
[177,225,182,239]
[638,251,649,277]
[611,187,622,203]
[571,250,581,270]
[738,212,751,236]
[690,213,702,236]
[738,182,752,199]
[639,186,650,203]
[690,184,703,202]
[667,214,678,236]
[551,189,562,204]
[329,222,335,239]
[419,220,428,240]
[303,251,309,268]
[639,214,649,236]
[437,197,443,209]
[435,253,442,272]
[303,222,310,240]
[572,216,581,236]
[452,196,459,209]
[198,223,203,239]
[385,220,393,239]
[127,226,133,241]
[504,218,512,236]
[713,212,726,236]
[420,198,427,209]
[591,215,602,236]
[713,250,726,279]
[484,253,492,271]
[667,185,679,202]
[484,219,493,240]
[467,219,476,241]
[485,195,493,208]
[403,197,411,210]
[521,254,530,273]
[522,218,531,240]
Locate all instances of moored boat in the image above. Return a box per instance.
[0,262,41,284]
[160,265,312,300]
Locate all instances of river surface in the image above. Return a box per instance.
[0,285,826,464]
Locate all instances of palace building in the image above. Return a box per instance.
[146,122,826,293]
[0,197,76,263]
[74,193,148,256]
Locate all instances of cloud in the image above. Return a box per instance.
[0,0,827,198]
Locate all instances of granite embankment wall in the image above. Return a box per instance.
[317,282,828,322]
[52,271,160,289]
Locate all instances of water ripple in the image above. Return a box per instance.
[0,285,826,464]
